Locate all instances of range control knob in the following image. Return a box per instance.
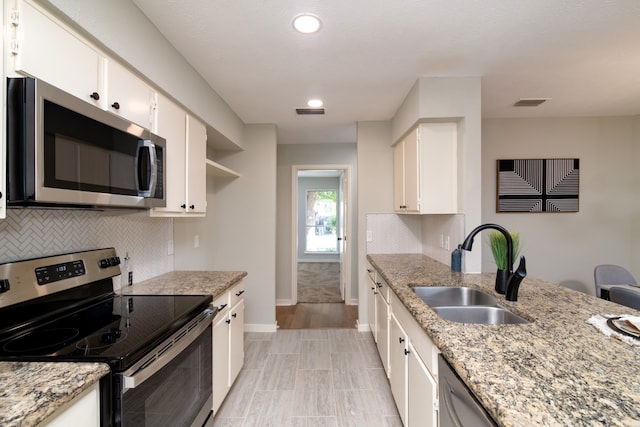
[99,259,110,268]
[0,279,10,293]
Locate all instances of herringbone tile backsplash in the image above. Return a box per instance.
[0,209,174,285]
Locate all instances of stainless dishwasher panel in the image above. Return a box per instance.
[438,355,497,427]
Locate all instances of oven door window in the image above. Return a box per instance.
[119,324,212,427]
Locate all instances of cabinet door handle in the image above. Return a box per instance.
[89,92,100,100]
[367,269,372,273]
[190,204,195,210]
[225,319,231,324]
[180,204,186,209]
[376,282,382,288]
[235,290,245,297]
[217,303,227,311]
[404,349,410,356]
[111,102,120,110]
[399,337,405,344]
[232,313,237,318]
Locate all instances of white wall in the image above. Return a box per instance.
[175,124,277,330]
[356,121,394,329]
[276,144,358,304]
[482,116,640,294]
[42,0,244,148]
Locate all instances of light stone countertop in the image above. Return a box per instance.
[368,253,640,427]
[0,362,110,427]
[121,270,247,298]
[0,270,246,427]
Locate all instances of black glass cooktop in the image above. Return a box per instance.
[0,294,212,371]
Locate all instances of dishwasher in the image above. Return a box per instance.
[438,355,497,427]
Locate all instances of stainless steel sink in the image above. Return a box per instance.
[411,286,530,324]
[412,286,498,307]
[431,306,529,325]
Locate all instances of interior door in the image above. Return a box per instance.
[338,171,347,301]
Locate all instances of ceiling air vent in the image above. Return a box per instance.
[296,108,325,115]
[513,98,549,107]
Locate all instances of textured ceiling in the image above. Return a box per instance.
[131,0,640,145]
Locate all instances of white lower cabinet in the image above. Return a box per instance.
[408,342,438,427]
[39,383,100,427]
[384,284,439,427]
[375,283,390,375]
[366,264,377,341]
[212,281,245,414]
[389,313,408,425]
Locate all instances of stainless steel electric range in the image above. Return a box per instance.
[0,248,216,427]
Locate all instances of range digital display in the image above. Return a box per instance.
[35,260,85,285]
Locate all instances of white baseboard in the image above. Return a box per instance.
[244,323,278,333]
[356,320,371,332]
[276,299,294,306]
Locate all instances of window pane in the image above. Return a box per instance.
[305,190,337,253]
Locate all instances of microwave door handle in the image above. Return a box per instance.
[135,140,157,198]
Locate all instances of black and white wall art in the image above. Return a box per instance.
[497,159,580,213]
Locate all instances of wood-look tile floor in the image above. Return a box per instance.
[213,330,402,427]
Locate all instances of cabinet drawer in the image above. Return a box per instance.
[366,262,377,282]
[390,290,439,377]
[229,281,245,307]
[213,292,230,314]
[376,276,390,304]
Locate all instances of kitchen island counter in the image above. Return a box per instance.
[0,361,109,427]
[368,253,640,426]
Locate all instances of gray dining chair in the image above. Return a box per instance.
[594,264,637,298]
[608,286,640,310]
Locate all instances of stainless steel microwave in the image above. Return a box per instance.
[6,77,165,209]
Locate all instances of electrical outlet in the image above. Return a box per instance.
[440,234,444,248]
[194,235,200,248]
[366,230,373,242]
[167,240,174,255]
[445,235,451,250]
[128,271,133,286]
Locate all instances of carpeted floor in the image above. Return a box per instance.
[297,262,343,303]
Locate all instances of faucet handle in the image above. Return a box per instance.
[505,256,526,302]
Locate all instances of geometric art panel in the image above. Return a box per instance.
[497,159,579,213]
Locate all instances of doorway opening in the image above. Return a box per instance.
[280,165,356,329]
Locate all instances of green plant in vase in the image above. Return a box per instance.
[488,230,520,270]
[489,230,520,294]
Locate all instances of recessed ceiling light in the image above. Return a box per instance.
[293,14,321,34]
[307,99,324,108]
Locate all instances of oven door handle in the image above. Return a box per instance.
[122,308,214,390]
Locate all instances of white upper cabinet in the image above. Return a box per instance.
[152,93,186,215]
[10,0,104,107]
[105,60,155,129]
[10,0,157,128]
[185,116,207,214]
[151,94,207,216]
[393,122,458,214]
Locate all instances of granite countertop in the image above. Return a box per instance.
[368,254,640,427]
[0,270,246,427]
[0,362,110,427]
[122,270,247,298]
